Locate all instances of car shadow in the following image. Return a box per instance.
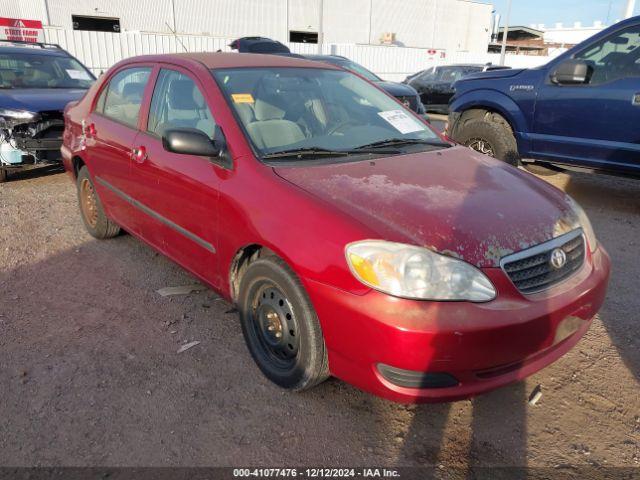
[4,164,65,182]
[559,171,639,383]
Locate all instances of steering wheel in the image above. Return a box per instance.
[326,119,359,136]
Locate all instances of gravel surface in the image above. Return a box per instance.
[0,166,638,475]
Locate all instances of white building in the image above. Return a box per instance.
[2,0,493,53]
[531,21,607,47]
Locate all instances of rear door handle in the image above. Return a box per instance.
[131,146,148,164]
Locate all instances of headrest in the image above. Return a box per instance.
[192,87,206,109]
[168,79,198,110]
[122,82,145,102]
[235,103,255,124]
[254,97,285,121]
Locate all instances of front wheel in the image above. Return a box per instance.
[237,255,329,391]
[453,120,520,166]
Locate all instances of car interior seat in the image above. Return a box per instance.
[246,97,305,150]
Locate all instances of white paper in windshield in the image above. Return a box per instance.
[66,69,92,80]
[377,110,424,134]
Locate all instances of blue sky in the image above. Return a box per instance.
[487,0,639,28]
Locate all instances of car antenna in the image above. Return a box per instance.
[165,22,188,53]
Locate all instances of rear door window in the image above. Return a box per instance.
[96,67,151,128]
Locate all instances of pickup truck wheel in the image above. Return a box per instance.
[238,255,329,391]
[453,120,520,166]
[77,166,120,239]
[0,168,7,183]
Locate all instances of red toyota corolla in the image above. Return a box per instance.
[61,53,610,403]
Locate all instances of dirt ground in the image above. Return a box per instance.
[0,165,638,477]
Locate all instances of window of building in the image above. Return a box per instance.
[289,31,318,44]
[72,15,121,33]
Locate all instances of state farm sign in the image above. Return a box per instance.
[0,18,44,43]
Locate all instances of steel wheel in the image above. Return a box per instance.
[79,177,98,228]
[465,137,495,156]
[249,282,300,372]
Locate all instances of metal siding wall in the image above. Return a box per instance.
[2,0,492,52]
[0,0,48,24]
[43,26,553,80]
[368,0,491,52]
[288,0,319,32]
[322,0,371,44]
[34,0,173,31]
[173,0,287,40]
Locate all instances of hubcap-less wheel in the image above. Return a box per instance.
[250,284,299,371]
[466,138,495,156]
[79,178,98,228]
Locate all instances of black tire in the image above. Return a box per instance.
[76,166,120,239]
[237,255,329,391]
[523,162,563,176]
[453,119,520,166]
[0,168,7,183]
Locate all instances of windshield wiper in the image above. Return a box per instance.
[263,146,398,160]
[354,138,452,150]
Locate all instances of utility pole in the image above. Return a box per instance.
[317,0,324,54]
[499,0,512,66]
[624,0,636,18]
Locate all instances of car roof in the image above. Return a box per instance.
[304,54,348,62]
[438,63,486,68]
[0,45,69,56]
[122,52,341,70]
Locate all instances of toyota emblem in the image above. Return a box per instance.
[550,248,567,269]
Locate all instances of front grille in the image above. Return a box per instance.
[396,95,417,112]
[501,230,585,294]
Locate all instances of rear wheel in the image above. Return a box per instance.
[453,119,520,167]
[77,166,120,239]
[237,255,329,391]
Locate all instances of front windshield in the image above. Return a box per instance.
[213,67,441,157]
[0,52,94,89]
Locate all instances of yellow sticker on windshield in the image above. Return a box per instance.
[232,93,254,104]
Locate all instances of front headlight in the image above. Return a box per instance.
[0,109,38,127]
[567,197,598,253]
[345,240,496,302]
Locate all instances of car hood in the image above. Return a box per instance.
[274,147,579,268]
[460,68,526,82]
[0,88,88,113]
[375,81,418,97]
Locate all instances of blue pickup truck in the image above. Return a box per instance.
[448,16,640,176]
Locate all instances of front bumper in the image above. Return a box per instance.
[305,246,610,403]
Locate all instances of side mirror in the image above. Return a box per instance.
[550,59,591,85]
[162,128,221,157]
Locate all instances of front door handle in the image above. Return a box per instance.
[131,146,148,164]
